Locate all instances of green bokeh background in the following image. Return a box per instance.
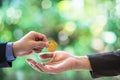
[0,0,120,80]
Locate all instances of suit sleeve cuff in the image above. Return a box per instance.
[6,42,16,62]
[88,51,120,78]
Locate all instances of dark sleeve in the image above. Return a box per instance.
[88,50,120,78]
[0,42,12,68]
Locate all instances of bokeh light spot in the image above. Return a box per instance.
[91,38,104,51]
[64,22,76,35]
[13,29,23,40]
[102,31,117,44]
[58,30,69,45]
[41,0,52,9]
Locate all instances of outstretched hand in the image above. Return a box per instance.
[26,51,77,74]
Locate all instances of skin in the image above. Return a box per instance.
[13,31,48,57]
[26,51,92,74]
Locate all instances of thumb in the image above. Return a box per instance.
[39,52,54,60]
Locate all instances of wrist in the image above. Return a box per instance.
[12,41,21,57]
[74,56,92,70]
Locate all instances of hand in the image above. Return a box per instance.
[27,51,75,74]
[13,31,48,57]
[26,51,91,74]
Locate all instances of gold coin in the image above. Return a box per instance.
[47,40,58,52]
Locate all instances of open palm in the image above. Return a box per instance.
[27,51,76,74]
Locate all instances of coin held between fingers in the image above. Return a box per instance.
[47,40,58,52]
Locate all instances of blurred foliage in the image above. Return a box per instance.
[0,0,120,80]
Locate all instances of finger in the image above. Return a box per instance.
[32,63,44,72]
[32,65,43,73]
[33,47,43,53]
[40,34,48,42]
[26,59,37,64]
[26,59,43,72]
[26,59,37,68]
[39,52,54,59]
[36,63,48,72]
[33,49,42,53]
[34,41,48,48]
[35,33,48,42]
[28,63,43,72]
